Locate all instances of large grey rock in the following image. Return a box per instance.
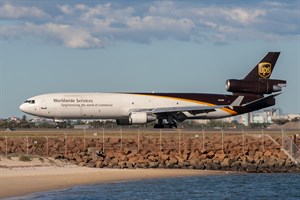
[246,164,257,172]
[149,162,159,168]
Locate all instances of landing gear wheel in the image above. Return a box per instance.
[153,123,177,129]
[172,123,177,128]
[166,123,177,129]
[154,124,162,129]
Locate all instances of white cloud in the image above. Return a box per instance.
[24,23,103,48]
[1,1,299,48]
[59,5,73,15]
[0,25,20,39]
[261,1,288,8]
[0,3,48,19]
[148,1,176,16]
[222,8,266,24]
[127,16,195,31]
[45,24,102,48]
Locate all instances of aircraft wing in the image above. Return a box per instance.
[152,106,224,114]
[131,105,225,115]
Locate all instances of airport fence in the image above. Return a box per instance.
[281,129,300,164]
[0,129,299,162]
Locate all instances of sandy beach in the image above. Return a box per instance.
[0,156,227,199]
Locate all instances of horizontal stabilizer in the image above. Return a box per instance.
[242,93,280,110]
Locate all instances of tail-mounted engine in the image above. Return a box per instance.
[226,79,286,95]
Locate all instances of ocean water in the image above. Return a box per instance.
[10,173,300,200]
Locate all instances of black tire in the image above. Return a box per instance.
[172,123,178,128]
[154,124,162,129]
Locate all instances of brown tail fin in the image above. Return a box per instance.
[243,52,280,81]
[226,52,286,97]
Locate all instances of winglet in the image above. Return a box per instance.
[230,96,244,106]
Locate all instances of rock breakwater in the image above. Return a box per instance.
[0,133,299,173]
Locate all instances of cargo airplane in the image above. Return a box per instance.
[20,52,286,128]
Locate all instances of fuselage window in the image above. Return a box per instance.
[24,100,35,104]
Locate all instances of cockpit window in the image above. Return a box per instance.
[24,100,35,104]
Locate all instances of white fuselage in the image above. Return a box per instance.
[19,93,233,120]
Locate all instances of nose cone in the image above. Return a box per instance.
[19,103,29,113]
[19,103,25,112]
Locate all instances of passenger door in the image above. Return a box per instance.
[40,99,49,117]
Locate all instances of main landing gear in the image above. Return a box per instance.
[153,123,177,129]
[153,119,178,129]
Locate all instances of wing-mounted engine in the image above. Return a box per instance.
[129,112,156,124]
[116,112,156,125]
[226,79,286,95]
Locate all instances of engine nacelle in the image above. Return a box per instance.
[129,112,156,124]
[116,118,131,125]
[116,112,156,125]
[226,79,286,95]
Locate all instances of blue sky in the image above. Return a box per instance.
[0,0,299,118]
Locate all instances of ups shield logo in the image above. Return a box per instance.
[258,62,272,78]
